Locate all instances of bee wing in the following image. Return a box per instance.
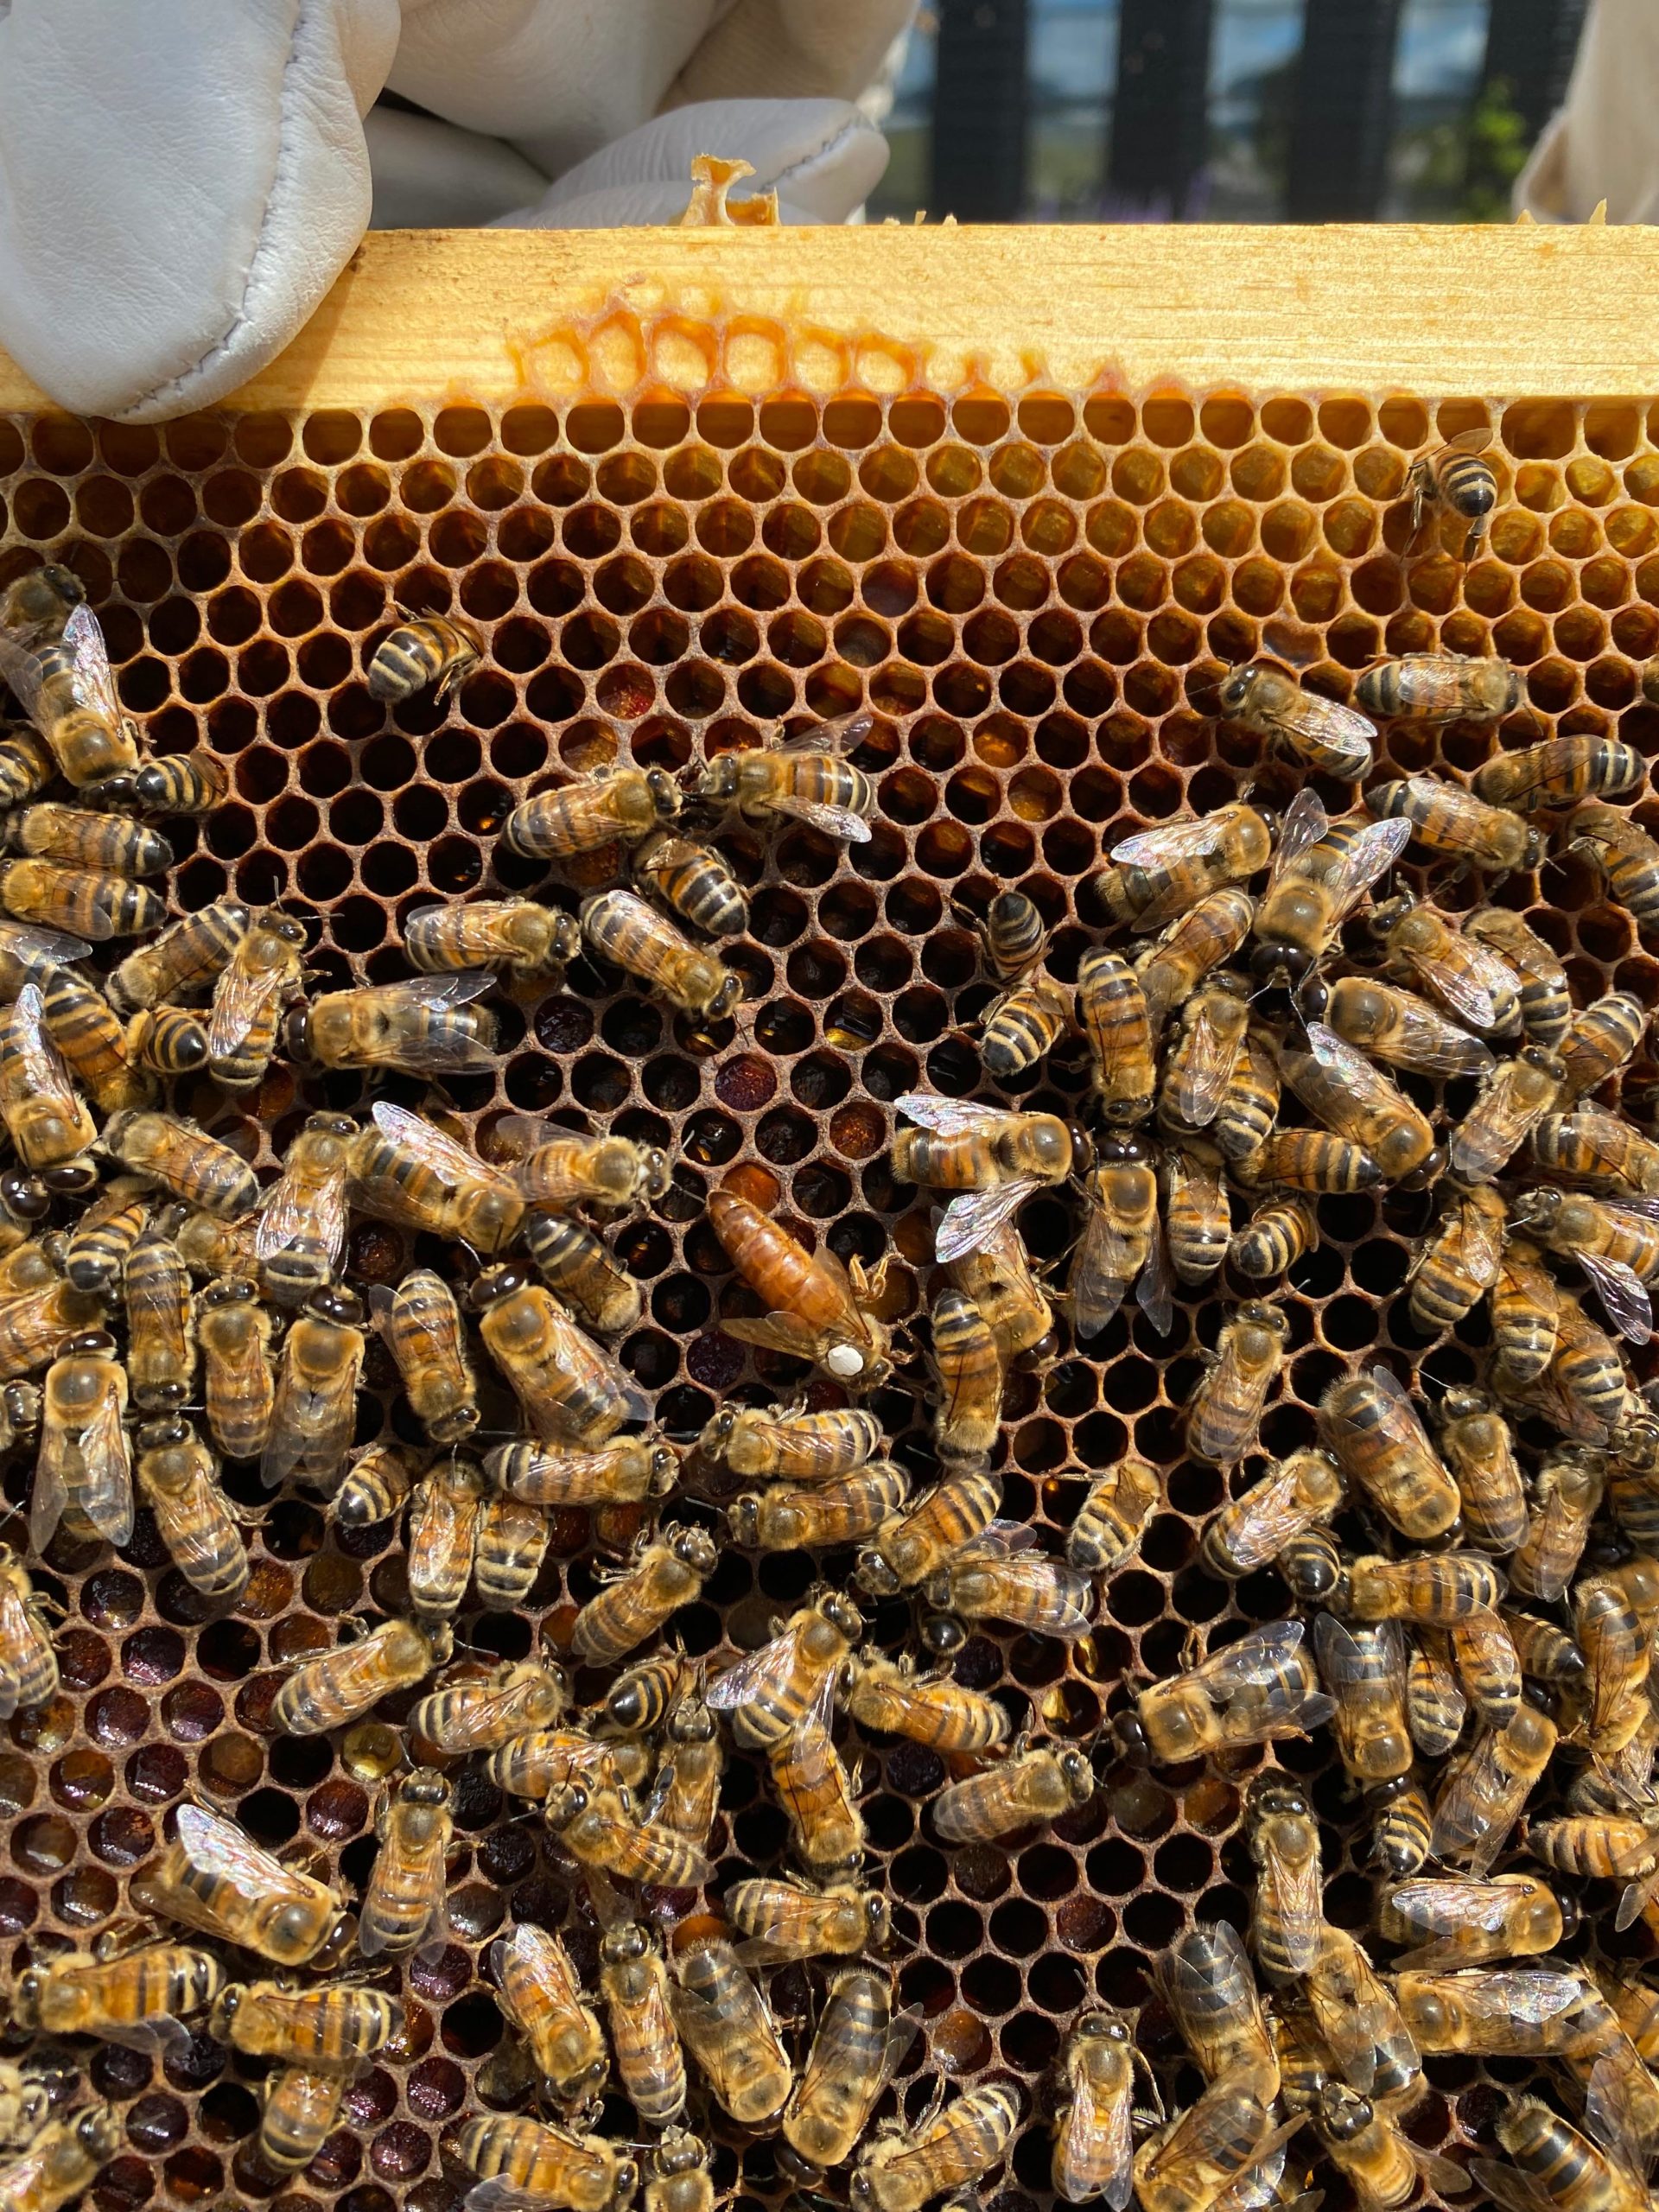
[896,1092,1012,1136]
[255,1159,348,1278]
[1057,2052,1134,2210]
[0,923,92,966]
[61,602,124,721]
[1576,1253,1653,1346]
[366,1101,521,1202]
[1070,1204,1133,1342]
[174,1800,293,1890]
[1135,1213,1174,1338]
[963,1551,1095,1637]
[774,709,876,757]
[0,631,52,730]
[760,794,873,843]
[1157,1918,1251,2024]
[0,983,79,1120]
[721,1313,827,1363]
[75,1385,133,1546]
[361,974,498,1071]
[1323,817,1414,922]
[1110,816,1234,869]
[1257,1827,1325,1977]
[933,1178,1038,1264]
[1174,999,1241,1128]
[1444,428,1495,459]
[1265,788,1329,889]
[1198,1618,1309,1695]
[207,945,287,1060]
[27,1422,71,1558]
[1313,1611,1400,1691]
[1376,995,1495,1078]
[1584,2050,1659,2172]
[260,1354,360,1491]
[466,2185,575,2212]
[705,1620,807,1716]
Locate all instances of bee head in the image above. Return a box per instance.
[469,1262,530,1309]
[137,1415,190,1451]
[726,1495,762,1548]
[1109,1708,1150,1766]
[853,1547,901,1599]
[306,1283,364,1327]
[669,1525,718,1576]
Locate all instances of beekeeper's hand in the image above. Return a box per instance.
[1516,0,1658,220]
[0,0,904,425]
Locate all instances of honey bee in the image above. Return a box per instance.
[1315,2082,1471,2212]
[728,1463,909,1549]
[0,565,83,638]
[272,1615,451,1736]
[599,1922,685,2127]
[963,887,1049,980]
[1506,1609,1588,1688]
[405,897,579,978]
[455,2114,637,2212]
[487,1434,677,1508]
[1343,1551,1503,1626]
[1561,992,1649,1103]
[522,1212,645,1337]
[487,1923,605,2111]
[693,716,875,842]
[570,1525,719,1664]
[96,750,232,818]
[1393,1963,1605,2057]
[1479,730,1647,810]
[254,1110,354,1308]
[784,1969,916,2179]
[0,2112,120,2212]
[1357,649,1522,724]
[1535,1101,1659,1198]
[6,803,168,879]
[1156,976,1250,1140]
[289,973,497,1074]
[0,601,138,788]
[979,969,1071,1084]
[123,1224,194,1411]
[1507,1446,1605,1600]
[140,1800,348,1965]
[583,888,744,1027]
[1217,660,1376,779]
[0,858,162,943]
[1281,1020,1439,1184]
[408,1649,567,1755]
[1378,1872,1566,1970]
[211,1980,395,2066]
[472,1264,642,1446]
[1370,774,1541,874]
[194,1276,275,1464]
[1463,907,1573,1046]
[333,1440,418,1531]
[357,1766,452,1960]
[505,765,682,861]
[124,1006,208,1081]
[1450,1614,1525,1729]
[1573,802,1659,937]
[1548,1289,1634,1434]
[701,1403,883,1481]
[0,1550,56,1718]
[1409,1183,1507,1334]
[928,1292,1002,1471]
[351,1100,525,1251]
[1315,1618,1413,1783]
[851,2080,1021,2212]
[102,1110,258,1218]
[1228,1192,1318,1283]
[921,1528,1093,1648]
[29,967,144,1122]
[1245,1774,1322,1982]
[931,1738,1092,1844]
[1234,1128,1383,1193]
[1098,805,1274,935]
[260,1282,364,1493]
[1370,1772,1434,1878]
[509,1129,671,1212]
[1371,893,1522,1037]
[668,1934,791,2126]
[1068,1138,1166,1339]
[1162,1142,1230,1282]
[1434,1388,1528,1553]
[1488,1238,1563,1386]
[1525,1808,1659,1935]
[1251,789,1412,990]
[1448,1046,1567,1185]
[1430,1704,1558,1876]
[0,992,98,1204]
[1578,1572,1650,1757]
[0,729,54,814]
[0,1281,105,1386]
[1067,1456,1159,1573]
[604,1655,686,1735]
[944,1214,1052,1363]
[1118,1619,1333,1765]
[406,1457,486,1619]
[707,1589,864,1748]
[1187,1301,1290,1465]
[0,2075,51,2158]
[487,1727,628,1802]
[366,609,482,702]
[1071,950,1153,1127]
[1319,974,1494,1079]
[1200,1446,1343,1581]
[29,1330,130,1554]
[725,1873,887,1965]
[1156,1919,1279,2091]
[708,1187,891,1384]
[1051,2013,1139,2209]
[107,899,249,1014]
[8,1941,223,2050]
[135,1416,248,1602]
[172,1207,259,1281]
[1510,1188,1659,1344]
[1407,425,1498,558]
[769,1672,864,1870]
[1305,1923,1421,2101]
[387,1271,479,1447]
[1133,2082,1293,2212]
[841,1650,1011,1753]
[647,1688,721,1850]
[631,829,748,938]
[1319,1368,1461,1540]
[1134,887,1257,1029]
[1473,2094,1650,2212]
[893,1093,1074,1262]
[474,1494,552,1610]
[1408,1632,1468,1758]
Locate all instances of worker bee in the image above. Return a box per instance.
[1449,1046,1567,1185]
[1156,976,1251,1139]
[708,1187,891,1385]
[921,1528,1093,1649]
[668,1934,791,2126]
[1573,801,1659,937]
[0,728,54,814]
[1067,1456,1159,1573]
[406,1458,486,1619]
[707,1589,864,1749]
[0,600,138,788]
[59,1181,143,1295]
[851,2080,1021,2212]
[1489,1238,1563,1386]
[783,1969,916,2180]
[472,1264,642,1446]
[1200,1447,1343,1581]
[124,1005,208,1081]
[194,1277,274,1464]
[581,888,741,1026]
[1408,1633,1468,1758]
[725,1873,887,1965]
[201,907,308,1091]
[1155,1919,1278,2091]
[1118,1619,1333,1765]
[29,1331,130,1554]
[486,1732,632,1815]
[260,1283,364,1493]
[700,1402,883,1481]
[980,968,1071,1082]
[289,973,497,1074]
[210,1980,395,2068]
[509,1128,671,1211]
[728,1463,909,1549]
[1436,1388,1528,1553]
[1378,1872,1567,1970]
[386,1271,479,1447]
[1370,773,1541,874]
[927,1293,1002,1471]
[123,1224,194,1411]
[405,896,579,977]
[0,2111,121,2212]
[107,899,248,1015]
[693,715,875,841]
[0,985,96,1183]
[1578,1572,1650,1757]
[1234,1128,1382,1193]
[603,1655,687,1736]
[351,1099,524,1251]
[1524,1808,1659,1935]
[1319,1368,1461,1540]
[768,1671,864,1870]
[1407,425,1498,559]
[272,1615,450,1736]
[647,1687,722,1849]
[944,1213,1052,1363]
[1560,990,1649,1103]
[1075,949,1154,1126]
[491,1923,606,2109]
[1135,2080,1296,2212]
[8,1939,223,2051]
[1098,805,1273,934]
[486,1434,677,1508]
[1357,649,1522,724]
[0,1233,61,1300]
[522,1211,645,1336]
[1510,1187,1659,1344]
[358,1767,452,1960]
[1370,1771,1434,1878]
[1315,2082,1471,2211]
[1067,1138,1166,1339]
[931,1738,1092,1844]
[93,749,231,818]
[0,858,162,942]
[1463,906,1573,1046]
[1372,892,1523,1037]
[1320,974,1495,1078]
[455,2114,637,2212]
[1277,1019,1437,1182]
[1478,729,1647,810]
[544,1777,707,1890]
[1251,789,1412,989]
[1187,1301,1290,1465]
[1217,660,1376,779]
[6,802,167,879]
[1473,2093,1651,2212]
[1314,1617,1413,1783]
[0,1550,56,1718]
[1245,1775,1323,1982]
[1229,1189,1319,1282]
[1507,1446,1605,1601]
[841,1650,1011,1753]
[1343,1551,1503,1626]
[172,1208,259,1282]
[505,764,681,860]
[893,1093,1073,1262]
[102,1111,258,1218]
[1548,1288,1634,1433]
[0,565,83,639]
[961,886,1050,981]
[1134,888,1257,1031]
[366,609,482,702]
[570,1526,719,1664]
[1394,1963,1605,2058]
[0,1281,105,1387]
[139,1800,348,1965]
[1430,1703,1558,1876]
[1305,1923,1421,2101]
[598,1922,685,2127]
[1409,1183,1507,1334]
[1535,1100,1659,1198]
[631,829,747,938]
[474,1493,551,1610]
[251,1111,354,1309]
[407,1649,566,1754]
[135,1416,248,1603]
[1050,2013,1139,2210]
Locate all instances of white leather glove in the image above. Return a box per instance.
[0,0,906,425]
[1516,0,1656,220]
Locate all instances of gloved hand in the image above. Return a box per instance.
[0,0,906,424]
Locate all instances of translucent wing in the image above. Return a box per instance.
[1303,1020,1417,1122]
[963,1519,1042,1555]
[0,1580,37,1720]
[1134,1211,1175,1338]
[256,1157,348,1277]
[954,1551,1094,1638]
[1069,1203,1137,1342]
[260,1351,360,1491]
[1467,2161,1556,2212]
[1322,817,1414,920]
[73,1385,132,1546]
[467,2183,575,2212]
[1368,990,1495,1078]
[351,975,499,1071]
[1256,1815,1325,1977]
[1577,1252,1653,1346]
[1175,998,1243,1128]
[1276,694,1376,777]
[368,1101,518,1198]
[1195,1619,1308,1695]
[1444,428,1495,459]
[63,602,124,721]
[0,923,92,966]
[761,794,874,843]
[1265,789,1329,888]
[1585,2050,1656,2172]
[896,1092,1013,1136]
[721,1313,823,1363]
[0,983,79,1122]
[175,1801,294,1891]
[0,632,52,730]
[776,710,876,758]
[1058,2050,1134,2211]
[207,943,288,1059]
[933,1178,1037,1264]
[706,1619,809,1715]
[1112,816,1237,869]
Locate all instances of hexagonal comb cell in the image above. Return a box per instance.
[1,373,1656,2210]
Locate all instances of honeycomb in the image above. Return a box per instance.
[2,365,1659,2212]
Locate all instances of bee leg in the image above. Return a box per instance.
[91,1916,162,1963]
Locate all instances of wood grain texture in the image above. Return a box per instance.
[2,224,1658,416]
